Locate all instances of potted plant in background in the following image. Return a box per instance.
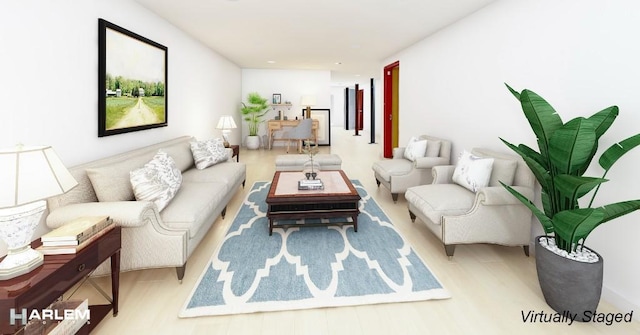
[501,83,640,318]
[241,92,269,149]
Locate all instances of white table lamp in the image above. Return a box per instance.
[300,95,316,119]
[216,115,238,148]
[0,145,77,280]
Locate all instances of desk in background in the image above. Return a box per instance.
[267,119,319,151]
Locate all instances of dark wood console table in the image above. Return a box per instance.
[0,226,121,334]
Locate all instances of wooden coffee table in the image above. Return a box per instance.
[266,170,361,235]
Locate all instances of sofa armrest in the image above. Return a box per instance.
[432,165,456,184]
[392,147,406,159]
[477,186,535,205]
[414,156,450,169]
[46,201,159,229]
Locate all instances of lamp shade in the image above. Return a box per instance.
[216,115,238,130]
[300,95,316,107]
[0,145,78,208]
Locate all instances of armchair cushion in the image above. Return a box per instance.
[405,184,475,224]
[425,140,442,157]
[403,136,428,161]
[372,159,413,182]
[452,150,494,192]
[488,158,518,186]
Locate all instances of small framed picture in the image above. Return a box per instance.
[272,94,281,104]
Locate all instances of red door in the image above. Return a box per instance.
[383,61,399,158]
[356,89,364,130]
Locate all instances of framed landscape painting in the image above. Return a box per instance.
[98,19,168,137]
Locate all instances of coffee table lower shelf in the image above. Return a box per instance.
[267,208,359,235]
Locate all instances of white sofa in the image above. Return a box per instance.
[46,136,246,281]
[405,148,535,257]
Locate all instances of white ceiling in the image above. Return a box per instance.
[134,0,495,84]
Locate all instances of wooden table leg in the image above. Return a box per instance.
[110,250,120,316]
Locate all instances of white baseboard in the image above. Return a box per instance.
[602,286,639,321]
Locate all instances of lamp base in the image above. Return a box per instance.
[0,248,43,280]
[0,201,46,281]
[221,130,231,148]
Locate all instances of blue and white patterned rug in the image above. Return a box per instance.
[179,180,450,317]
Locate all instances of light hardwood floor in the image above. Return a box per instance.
[78,127,639,334]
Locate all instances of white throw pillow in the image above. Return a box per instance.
[190,138,228,170]
[130,150,182,211]
[452,150,494,193]
[403,136,428,162]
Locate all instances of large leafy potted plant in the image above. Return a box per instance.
[501,84,640,317]
[241,92,269,149]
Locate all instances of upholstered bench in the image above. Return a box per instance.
[275,154,342,171]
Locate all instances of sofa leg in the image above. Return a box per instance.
[523,245,530,257]
[221,206,227,219]
[444,244,456,257]
[391,193,398,203]
[176,264,186,282]
[408,210,416,223]
[375,178,381,187]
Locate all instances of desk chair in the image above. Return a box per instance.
[283,118,313,153]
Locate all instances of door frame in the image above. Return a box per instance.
[383,61,399,158]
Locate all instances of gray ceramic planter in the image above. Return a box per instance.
[535,236,604,319]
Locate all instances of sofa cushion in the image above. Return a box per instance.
[190,138,228,170]
[162,140,195,172]
[182,161,246,185]
[86,154,152,202]
[160,181,227,238]
[130,150,183,212]
[403,136,427,162]
[405,184,476,224]
[372,159,413,182]
[452,150,494,192]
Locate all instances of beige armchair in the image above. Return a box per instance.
[405,148,535,257]
[372,135,451,203]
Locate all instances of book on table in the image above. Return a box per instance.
[37,221,115,255]
[298,178,324,190]
[41,216,110,246]
[23,299,89,335]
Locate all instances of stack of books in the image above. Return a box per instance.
[298,178,324,190]
[23,299,89,335]
[37,216,114,255]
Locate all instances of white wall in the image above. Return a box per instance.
[240,69,331,145]
[384,0,640,313]
[0,0,241,252]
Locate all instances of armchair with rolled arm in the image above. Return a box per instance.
[372,135,452,203]
[405,148,535,257]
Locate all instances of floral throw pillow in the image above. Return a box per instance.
[452,150,494,193]
[130,150,182,212]
[190,138,228,170]
[403,136,428,162]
